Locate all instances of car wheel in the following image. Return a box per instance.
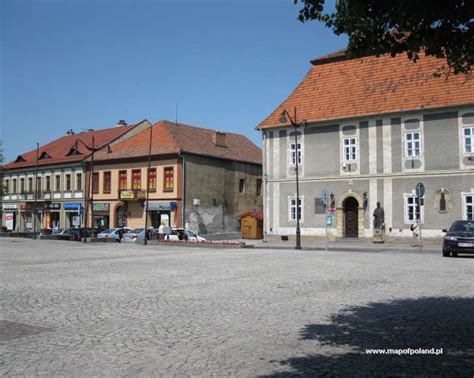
[451,252,458,257]
[442,249,450,257]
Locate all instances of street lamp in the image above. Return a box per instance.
[279,107,307,250]
[143,125,153,246]
[73,137,106,242]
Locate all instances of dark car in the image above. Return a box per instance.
[442,220,474,257]
[62,228,89,241]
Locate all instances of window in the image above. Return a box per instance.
[464,194,473,220]
[256,178,262,196]
[92,172,99,194]
[65,174,71,191]
[55,175,61,191]
[239,179,245,193]
[289,142,302,165]
[132,169,141,190]
[119,170,127,190]
[76,173,82,191]
[405,132,421,157]
[404,194,424,223]
[4,179,9,194]
[439,193,447,212]
[20,178,25,193]
[463,127,474,154]
[343,137,357,161]
[28,177,33,193]
[289,197,303,221]
[12,179,17,193]
[148,168,157,192]
[45,176,51,192]
[164,167,174,191]
[103,171,111,193]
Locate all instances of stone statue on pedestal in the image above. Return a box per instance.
[373,201,385,243]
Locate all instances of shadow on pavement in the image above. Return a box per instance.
[263,297,474,377]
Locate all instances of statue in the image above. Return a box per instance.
[373,201,385,229]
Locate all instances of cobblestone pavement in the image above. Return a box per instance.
[1,238,473,377]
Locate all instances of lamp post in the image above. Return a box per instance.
[279,107,306,250]
[74,137,101,242]
[143,125,153,245]
[32,143,39,239]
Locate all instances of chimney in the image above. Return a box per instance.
[116,120,127,127]
[212,131,226,147]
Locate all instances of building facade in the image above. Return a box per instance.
[91,120,262,235]
[1,120,150,232]
[259,52,474,239]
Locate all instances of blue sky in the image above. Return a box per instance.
[1,0,347,162]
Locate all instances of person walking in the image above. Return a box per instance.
[158,223,165,241]
[411,219,420,247]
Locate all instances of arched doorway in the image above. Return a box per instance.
[115,204,127,228]
[343,197,359,237]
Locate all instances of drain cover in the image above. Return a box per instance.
[0,320,51,341]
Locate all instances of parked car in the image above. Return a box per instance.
[61,228,88,241]
[97,227,132,242]
[122,228,155,244]
[163,228,206,242]
[442,220,474,257]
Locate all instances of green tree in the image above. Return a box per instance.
[295,0,473,74]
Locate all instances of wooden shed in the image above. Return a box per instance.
[240,211,263,239]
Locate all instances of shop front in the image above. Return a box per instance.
[148,201,177,228]
[64,202,82,229]
[19,202,34,231]
[93,203,110,231]
[43,203,61,230]
[2,204,18,231]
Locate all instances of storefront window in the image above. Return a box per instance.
[119,170,127,190]
[148,168,157,192]
[132,169,141,190]
[164,167,174,191]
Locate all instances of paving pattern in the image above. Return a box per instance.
[1,238,473,376]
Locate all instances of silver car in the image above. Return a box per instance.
[122,228,154,244]
[97,228,131,242]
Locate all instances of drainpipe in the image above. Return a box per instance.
[179,152,186,228]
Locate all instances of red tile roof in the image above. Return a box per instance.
[4,124,138,170]
[94,120,262,165]
[258,53,474,129]
[240,211,263,220]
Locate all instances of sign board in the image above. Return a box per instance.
[93,203,110,211]
[48,203,61,210]
[5,213,14,231]
[148,202,172,211]
[19,202,33,211]
[120,190,135,200]
[416,183,425,198]
[64,203,81,211]
[2,204,17,210]
[314,198,325,214]
[326,215,333,226]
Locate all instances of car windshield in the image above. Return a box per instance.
[450,221,474,232]
[101,229,114,234]
[131,229,144,233]
[187,230,196,237]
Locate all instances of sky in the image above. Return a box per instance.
[0,0,347,162]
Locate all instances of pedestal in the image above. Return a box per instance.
[373,228,385,243]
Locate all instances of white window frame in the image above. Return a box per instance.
[463,193,473,220]
[288,141,303,166]
[288,195,304,223]
[463,126,474,155]
[342,137,357,162]
[404,131,421,157]
[404,192,424,224]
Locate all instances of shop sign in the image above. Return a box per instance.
[2,204,17,210]
[19,202,33,210]
[5,213,14,231]
[148,201,173,211]
[48,203,61,210]
[93,203,110,211]
[64,203,81,211]
[120,190,135,200]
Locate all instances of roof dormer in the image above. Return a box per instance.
[14,155,26,163]
[66,145,82,156]
[39,151,52,160]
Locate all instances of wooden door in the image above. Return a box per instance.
[344,197,359,238]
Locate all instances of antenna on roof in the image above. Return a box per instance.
[175,103,179,126]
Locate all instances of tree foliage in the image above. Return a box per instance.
[295,0,474,74]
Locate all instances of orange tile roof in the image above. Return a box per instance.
[4,124,138,170]
[258,53,474,128]
[94,120,262,165]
